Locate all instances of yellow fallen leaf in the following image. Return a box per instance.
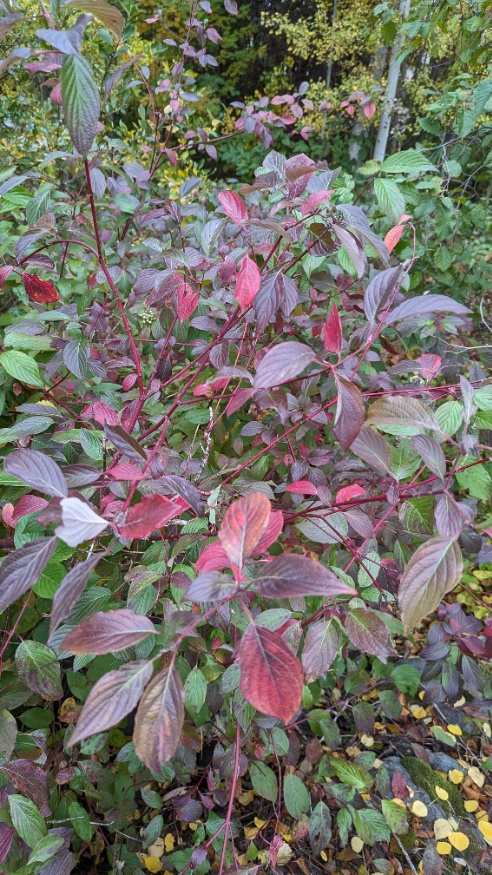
[361,792,371,801]
[392,798,406,808]
[449,769,464,784]
[472,570,491,580]
[468,766,485,788]
[143,856,162,873]
[351,836,364,853]
[361,734,374,748]
[276,842,293,865]
[454,696,466,707]
[435,786,449,801]
[447,724,462,736]
[418,690,425,700]
[254,817,267,828]
[464,799,479,813]
[346,745,361,757]
[163,834,174,853]
[410,800,428,818]
[448,832,469,851]
[434,818,453,840]
[411,706,427,720]
[484,722,492,738]
[320,851,328,861]
[238,790,254,806]
[244,827,259,840]
[478,820,492,844]
[476,810,487,821]
[436,842,452,855]
[147,838,164,859]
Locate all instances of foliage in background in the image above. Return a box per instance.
[1,1,492,875]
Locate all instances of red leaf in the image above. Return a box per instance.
[176,281,198,322]
[122,373,137,392]
[363,100,376,119]
[323,303,342,355]
[62,609,157,655]
[134,666,184,769]
[416,353,442,381]
[335,484,366,504]
[22,273,58,303]
[236,255,261,309]
[218,492,271,568]
[11,494,48,525]
[119,494,187,538]
[384,224,404,254]
[218,189,248,224]
[254,509,283,554]
[301,190,334,215]
[238,624,303,722]
[0,265,14,290]
[285,480,318,496]
[82,402,119,426]
[196,541,238,575]
[108,463,143,481]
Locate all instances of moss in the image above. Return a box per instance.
[401,756,465,815]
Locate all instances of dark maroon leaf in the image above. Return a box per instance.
[0,537,58,614]
[302,618,341,682]
[160,475,204,516]
[0,823,14,864]
[333,375,365,451]
[238,624,303,722]
[350,425,392,474]
[387,293,470,324]
[4,449,68,498]
[119,494,187,538]
[187,572,238,602]
[218,492,271,568]
[333,226,366,279]
[236,255,261,309]
[253,342,316,389]
[62,464,100,487]
[0,760,49,815]
[104,422,147,462]
[255,554,356,599]
[69,660,153,746]
[22,272,59,303]
[344,607,395,661]
[363,265,403,325]
[323,303,342,354]
[11,494,48,524]
[50,553,103,635]
[62,609,157,655]
[134,666,184,769]
[434,495,463,538]
[412,434,446,478]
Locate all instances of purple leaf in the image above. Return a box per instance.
[386,294,470,324]
[364,266,403,325]
[0,537,58,614]
[254,342,316,389]
[4,449,68,498]
[187,572,238,602]
[104,422,147,462]
[62,609,157,655]
[255,554,356,598]
[344,607,395,661]
[0,760,50,815]
[50,552,103,635]
[334,375,364,451]
[399,538,463,634]
[69,660,153,746]
[134,666,184,769]
[412,435,446,479]
[302,619,341,682]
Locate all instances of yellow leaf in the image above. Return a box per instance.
[447,724,462,736]
[410,800,428,818]
[254,817,267,828]
[464,799,479,813]
[361,793,371,801]
[143,856,162,873]
[448,832,469,851]
[392,798,406,808]
[449,769,464,784]
[484,722,492,738]
[163,835,174,853]
[147,839,164,859]
[434,818,453,840]
[478,820,492,844]
[244,827,259,840]
[435,786,449,801]
[476,810,487,821]
[320,851,328,861]
[276,842,293,865]
[418,691,425,701]
[436,842,452,855]
[361,734,374,747]
[238,790,254,806]
[468,766,485,787]
[411,706,427,719]
[351,836,364,853]
[472,570,491,579]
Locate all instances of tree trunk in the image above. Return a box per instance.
[373,0,411,162]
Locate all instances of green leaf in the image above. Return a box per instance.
[382,799,409,835]
[330,758,372,791]
[374,178,406,223]
[61,54,101,157]
[15,641,63,700]
[0,708,17,758]
[0,350,43,387]
[184,667,207,716]
[249,761,278,803]
[309,801,332,854]
[456,461,492,500]
[283,773,310,819]
[68,799,93,842]
[435,401,463,436]
[353,808,390,845]
[9,794,47,848]
[379,689,402,720]
[28,835,65,866]
[390,664,421,695]
[381,149,436,175]
[366,396,439,437]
